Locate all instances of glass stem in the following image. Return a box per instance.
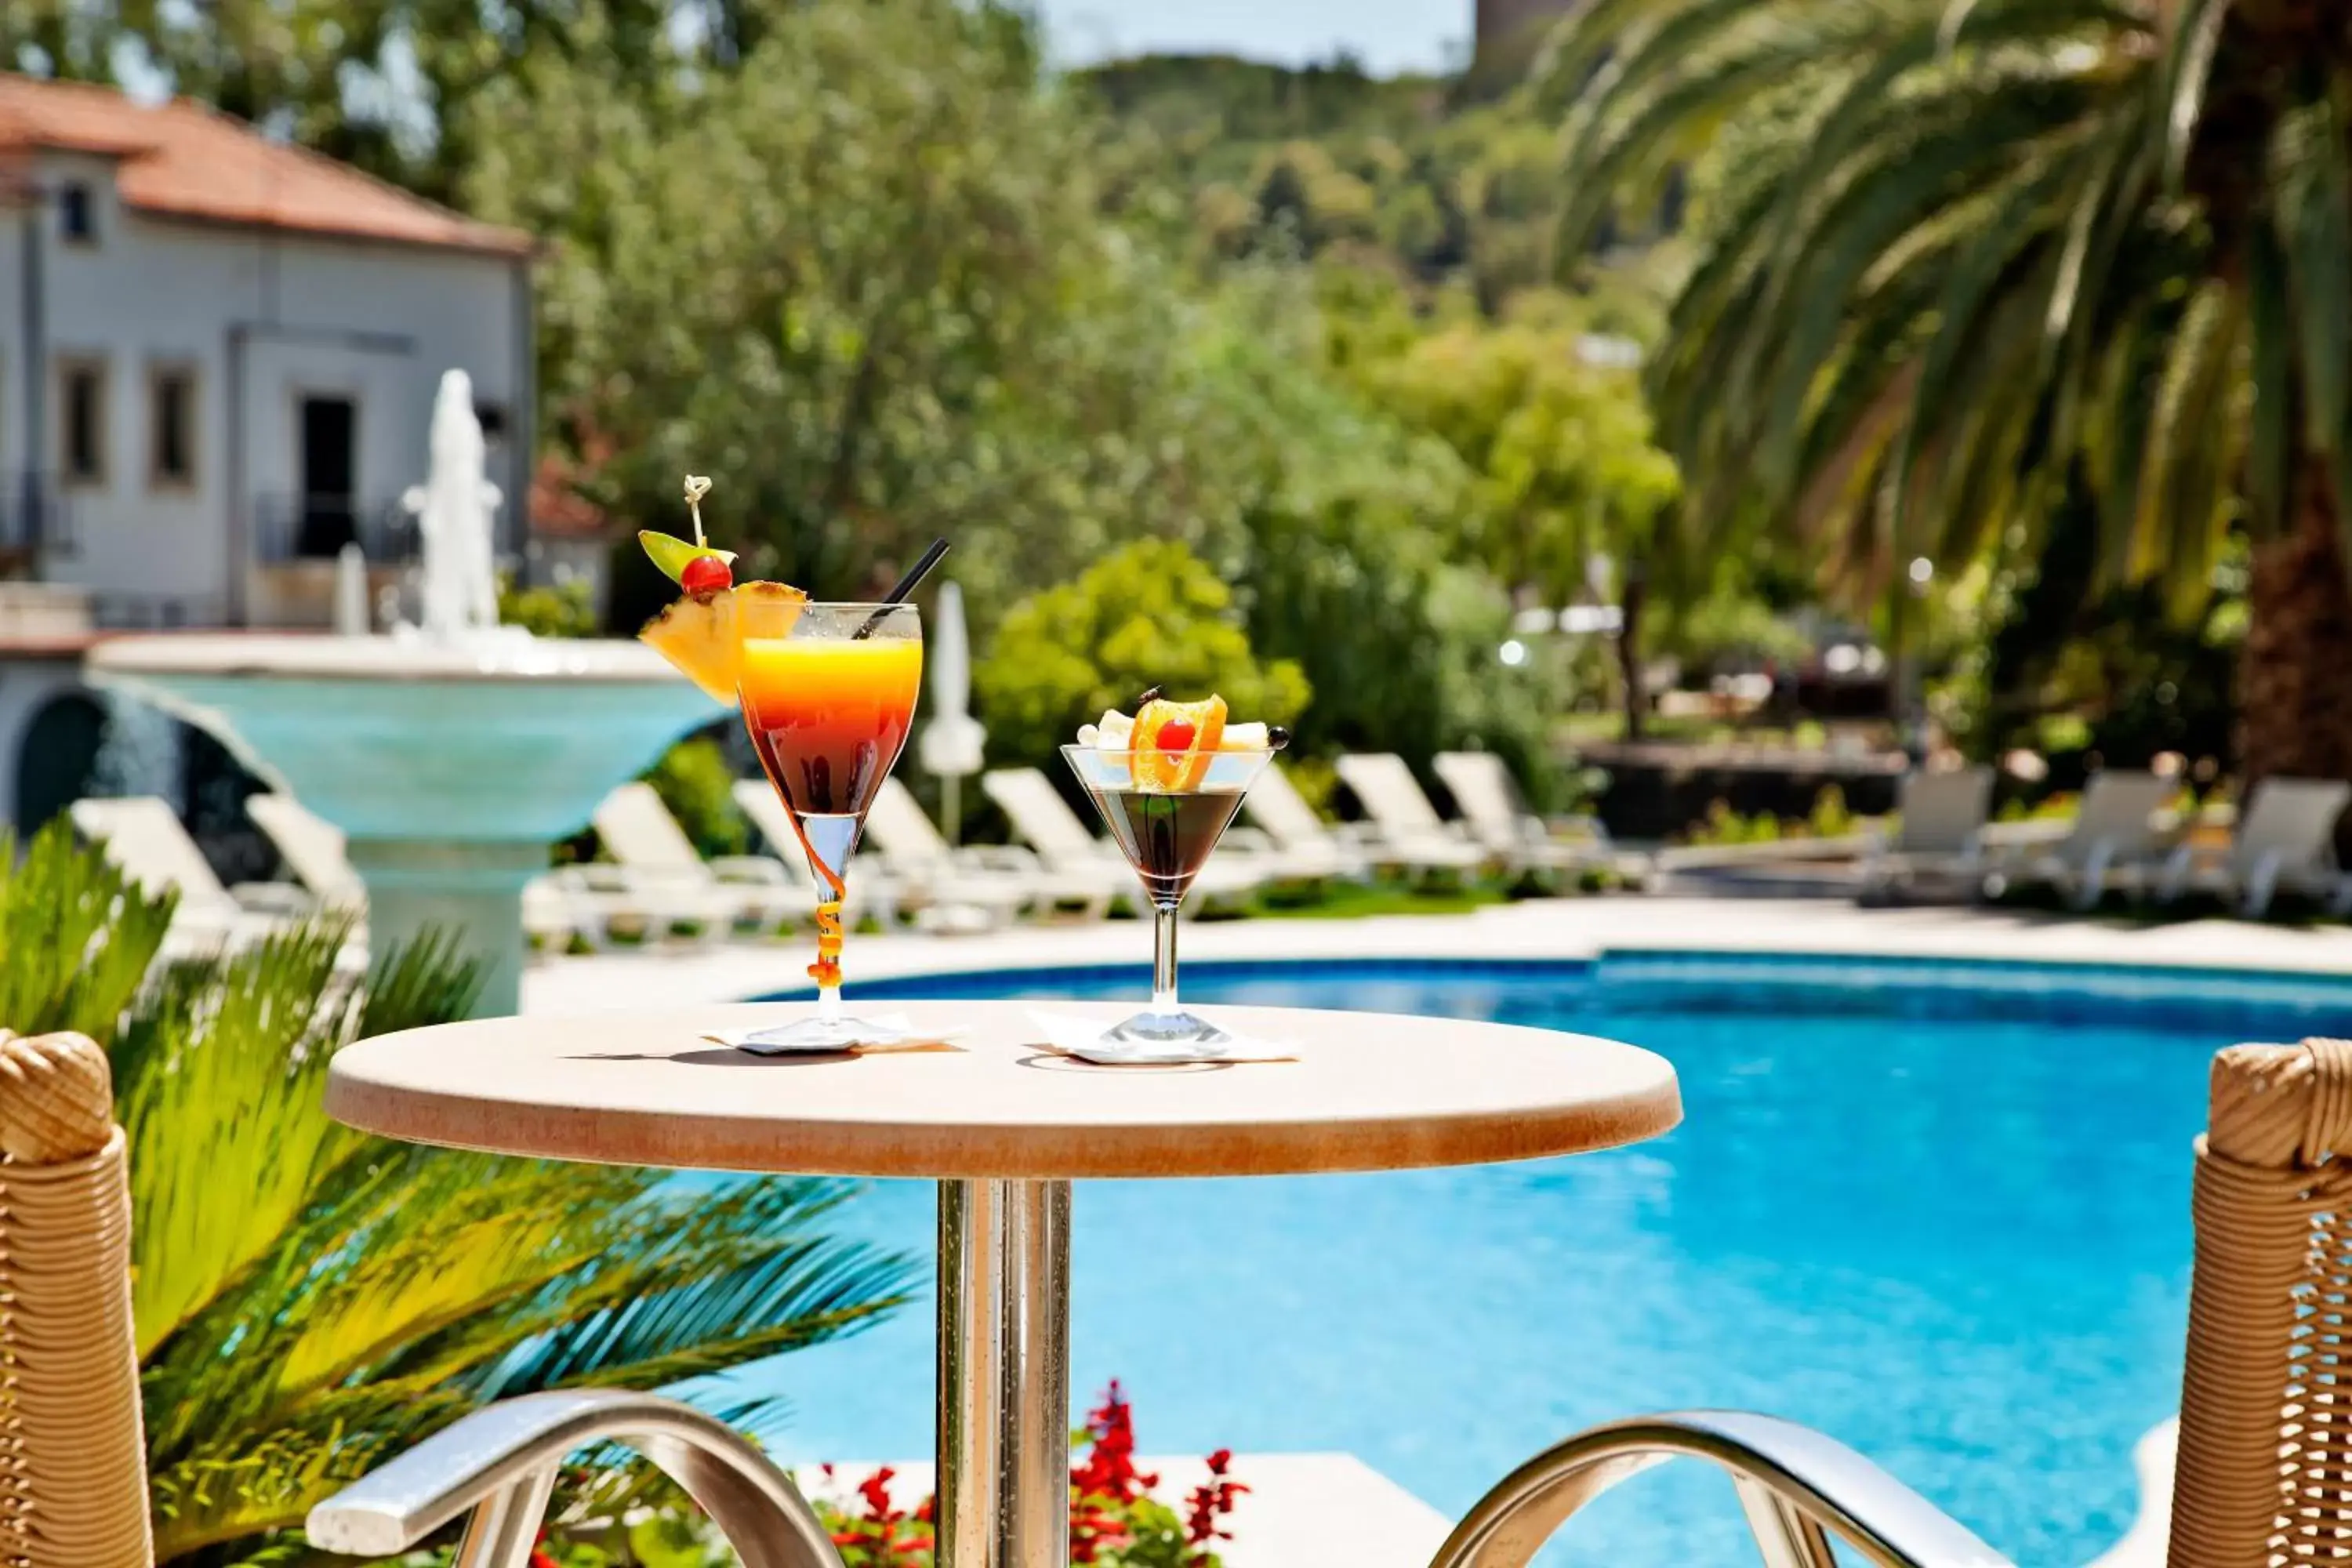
[818,983,843,1024]
[1152,901,1179,1016]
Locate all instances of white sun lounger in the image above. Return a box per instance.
[2002,770,2180,910]
[723,779,906,929]
[1240,764,1373,883]
[982,765,1272,913]
[1432,750,1635,880]
[245,792,368,916]
[250,789,598,954]
[977,768,1130,917]
[593,781,798,935]
[70,795,310,953]
[798,777,1031,930]
[2155,776,2352,916]
[1858,767,1994,899]
[1333,753,1489,877]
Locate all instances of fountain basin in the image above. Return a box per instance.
[87,633,722,1015]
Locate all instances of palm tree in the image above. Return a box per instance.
[1544,0,2352,788]
[0,821,916,1564]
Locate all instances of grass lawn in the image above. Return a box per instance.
[1243,877,1516,920]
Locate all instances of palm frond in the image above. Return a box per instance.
[2270,90,2352,528]
[2157,0,2235,190]
[150,1381,477,1559]
[473,1229,917,1402]
[119,916,366,1357]
[0,817,172,1041]
[2129,278,2243,612]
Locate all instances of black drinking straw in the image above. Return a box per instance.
[855,539,952,637]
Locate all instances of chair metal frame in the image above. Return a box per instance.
[1433,1411,2012,1568]
[308,1388,844,1568]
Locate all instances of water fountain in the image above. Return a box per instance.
[88,370,720,1015]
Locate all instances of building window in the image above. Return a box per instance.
[59,183,94,244]
[60,359,107,487]
[474,401,509,441]
[150,365,197,488]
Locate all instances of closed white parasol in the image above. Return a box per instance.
[917,579,987,844]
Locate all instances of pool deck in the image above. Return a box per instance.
[523,895,2352,1016]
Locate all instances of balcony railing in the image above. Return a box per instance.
[0,474,76,557]
[253,494,419,566]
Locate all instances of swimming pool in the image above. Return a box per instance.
[726,953,2352,1563]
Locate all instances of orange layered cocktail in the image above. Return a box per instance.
[733,601,922,1007]
[633,477,933,1051]
[741,637,924,818]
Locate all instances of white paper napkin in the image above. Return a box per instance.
[1026,1010,1298,1066]
[704,1014,964,1056]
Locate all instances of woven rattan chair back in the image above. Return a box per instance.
[0,1029,152,1567]
[2174,1038,2352,1567]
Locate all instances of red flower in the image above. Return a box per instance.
[1183,1449,1249,1553]
[858,1465,902,1523]
[1073,1380,1159,1506]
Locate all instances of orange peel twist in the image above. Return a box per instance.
[808,899,844,991]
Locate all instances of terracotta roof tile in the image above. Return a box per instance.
[0,74,532,256]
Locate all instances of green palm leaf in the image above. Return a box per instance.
[0,820,172,1041]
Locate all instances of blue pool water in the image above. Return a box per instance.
[720,953,2352,1563]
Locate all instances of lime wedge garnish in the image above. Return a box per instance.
[638,530,738,584]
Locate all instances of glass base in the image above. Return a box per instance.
[1071,1009,1234,1065]
[738,1015,913,1055]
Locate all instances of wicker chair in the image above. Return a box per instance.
[1435,1038,2352,1568]
[0,1028,843,1568]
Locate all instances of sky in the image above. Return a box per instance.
[1033,0,1472,76]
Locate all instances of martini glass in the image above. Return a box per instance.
[738,600,923,1052]
[1060,743,1282,1059]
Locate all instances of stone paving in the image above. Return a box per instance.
[523,895,2352,1016]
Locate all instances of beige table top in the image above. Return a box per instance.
[325,1000,1682,1180]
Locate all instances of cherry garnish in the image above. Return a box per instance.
[681,554,732,595]
[1157,719,1196,751]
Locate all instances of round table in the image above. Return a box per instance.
[328,999,1681,1568]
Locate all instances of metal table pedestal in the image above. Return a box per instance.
[938,1178,1073,1568]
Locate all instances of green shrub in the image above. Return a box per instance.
[975,540,1311,770]
[498,572,600,638]
[1809,784,1853,839]
[645,735,749,858]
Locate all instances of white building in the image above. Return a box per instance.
[0,73,538,833]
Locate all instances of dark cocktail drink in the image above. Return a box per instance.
[1092,787,1249,906]
[1062,698,1284,1058]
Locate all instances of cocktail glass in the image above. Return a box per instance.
[1060,743,1281,1059]
[738,600,923,1052]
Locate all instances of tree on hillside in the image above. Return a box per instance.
[1171,273,1573,800]
[1545,0,2352,792]
[462,0,1247,610]
[1363,299,1680,736]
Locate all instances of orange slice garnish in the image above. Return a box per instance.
[1130,695,1227,790]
